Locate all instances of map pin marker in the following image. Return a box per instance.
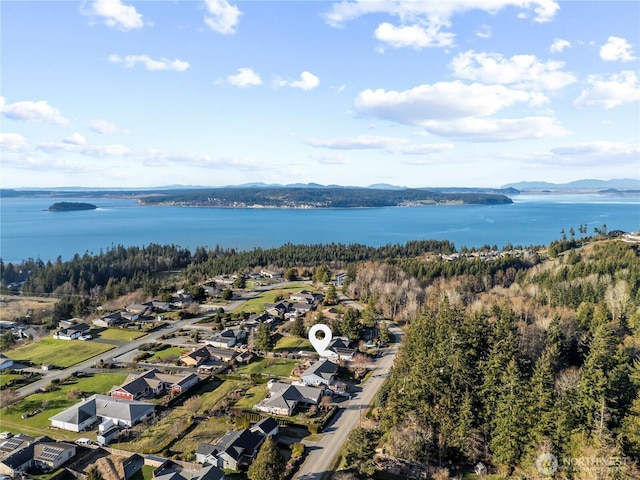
[308,324,332,356]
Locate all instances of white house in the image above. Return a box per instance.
[301,359,339,387]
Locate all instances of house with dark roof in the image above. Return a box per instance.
[110,369,199,401]
[0,354,14,372]
[53,322,91,340]
[320,337,356,362]
[206,329,246,349]
[50,394,155,432]
[195,429,265,470]
[154,462,225,480]
[92,311,132,328]
[250,417,279,437]
[253,381,323,417]
[33,441,76,471]
[301,359,339,387]
[180,346,236,367]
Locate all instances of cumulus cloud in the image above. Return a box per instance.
[89,119,128,134]
[600,36,637,62]
[305,135,454,154]
[450,50,576,91]
[204,0,242,34]
[109,54,190,72]
[63,133,87,145]
[0,133,29,152]
[226,67,262,87]
[574,71,640,108]
[324,1,559,49]
[0,97,69,126]
[549,38,571,53]
[354,82,541,124]
[85,0,145,30]
[274,71,320,90]
[374,22,454,49]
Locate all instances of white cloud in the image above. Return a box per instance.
[204,0,242,35]
[274,71,320,90]
[600,36,637,62]
[0,97,69,126]
[450,50,576,91]
[109,54,190,72]
[226,67,262,87]
[311,153,351,165]
[418,116,569,141]
[475,24,492,39]
[0,133,29,152]
[86,0,144,31]
[324,1,559,49]
[89,119,128,134]
[549,38,571,53]
[63,133,87,145]
[38,142,132,158]
[574,71,640,109]
[354,81,539,124]
[305,135,454,154]
[551,141,639,160]
[374,22,454,49]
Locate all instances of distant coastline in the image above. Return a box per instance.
[47,202,97,211]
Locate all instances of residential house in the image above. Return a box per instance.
[266,301,294,317]
[253,381,323,417]
[334,272,346,287]
[206,329,246,349]
[196,429,265,470]
[180,346,236,367]
[0,434,35,456]
[53,322,91,340]
[171,290,193,307]
[92,311,131,328]
[127,304,150,315]
[146,300,171,312]
[33,441,76,471]
[320,337,356,362]
[301,359,339,387]
[249,417,279,437]
[0,443,35,477]
[260,270,283,279]
[110,369,199,401]
[0,354,14,372]
[58,317,84,329]
[154,460,225,480]
[50,394,155,432]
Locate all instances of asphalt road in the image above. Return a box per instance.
[294,325,402,480]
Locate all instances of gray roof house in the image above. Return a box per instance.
[301,359,339,387]
[320,337,356,362]
[50,394,155,432]
[195,429,265,471]
[206,329,246,349]
[254,381,323,417]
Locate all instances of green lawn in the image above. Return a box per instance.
[273,336,313,352]
[93,328,147,341]
[0,372,127,438]
[146,346,187,362]
[234,384,268,411]
[0,372,22,388]
[5,338,114,368]
[236,358,298,378]
[235,283,316,314]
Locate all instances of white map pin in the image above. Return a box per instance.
[308,324,332,356]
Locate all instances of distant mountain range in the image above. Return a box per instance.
[502,178,640,191]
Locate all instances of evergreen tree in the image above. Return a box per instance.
[254,323,272,351]
[341,308,362,342]
[290,316,305,338]
[247,436,285,480]
[325,283,338,305]
[342,428,378,477]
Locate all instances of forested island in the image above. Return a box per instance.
[136,187,513,208]
[47,202,97,211]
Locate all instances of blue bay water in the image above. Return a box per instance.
[0,195,638,263]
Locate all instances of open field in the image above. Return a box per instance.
[234,384,268,411]
[93,328,147,341]
[5,337,114,368]
[0,295,57,322]
[235,283,316,314]
[273,336,313,352]
[236,358,298,378]
[0,372,22,388]
[146,346,186,362]
[0,372,127,439]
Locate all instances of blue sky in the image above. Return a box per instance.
[1,0,638,188]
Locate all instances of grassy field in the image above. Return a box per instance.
[273,336,313,352]
[0,372,127,439]
[0,372,22,388]
[93,328,147,341]
[146,346,186,362]
[234,384,268,411]
[0,296,57,322]
[236,358,298,378]
[5,338,114,368]
[235,283,316,314]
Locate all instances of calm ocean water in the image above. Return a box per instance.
[1,194,639,263]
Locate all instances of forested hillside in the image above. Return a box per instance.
[362,240,640,478]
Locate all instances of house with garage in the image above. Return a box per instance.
[253,381,323,417]
[53,322,91,340]
[93,311,131,328]
[195,428,265,470]
[206,329,246,349]
[33,441,76,471]
[180,346,236,367]
[301,359,339,387]
[110,369,199,401]
[50,394,155,432]
[320,337,356,362]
